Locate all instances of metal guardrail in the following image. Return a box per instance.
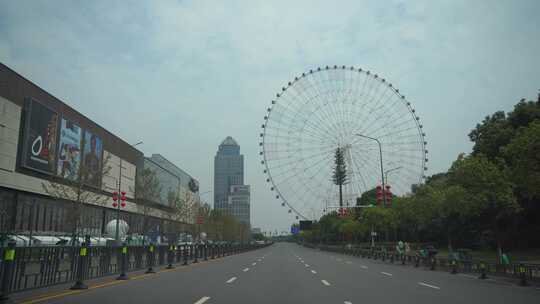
[0,242,271,300]
[309,244,539,285]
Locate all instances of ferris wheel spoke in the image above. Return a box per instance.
[348,152,371,193]
[350,91,401,140]
[349,148,387,184]
[272,152,335,208]
[359,104,416,139]
[268,105,339,145]
[288,75,340,142]
[265,146,337,178]
[312,71,348,142]
[348,77,388,137]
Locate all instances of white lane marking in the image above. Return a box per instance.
[381,272,393,276]
[460,274,477,279]
[360,265,368,269]
[243,268,249,272]
[305,264,310,267]
[321,279,331,286]
[194,296,211,304]
[344,301,352,304]
[337,258,343,262]
[418,282,440,290]
[226,277,237,283]
[346,261,352,264]
[311,270,317,274]
[258,259,262,262]
[252,262,257,266]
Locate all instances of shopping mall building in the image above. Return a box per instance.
[0,63,199,240]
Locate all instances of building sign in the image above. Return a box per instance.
[22,99,59,175]
[188,178,199,193]
[82,130,103,187]
[57,118,82,181]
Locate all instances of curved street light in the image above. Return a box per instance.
[355,134,386,206]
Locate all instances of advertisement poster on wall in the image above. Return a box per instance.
[56,118,82,181]
[22,99,59,175]
[82,130,103,187]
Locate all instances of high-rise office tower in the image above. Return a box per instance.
[213,136,250,224]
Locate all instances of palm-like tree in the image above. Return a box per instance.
[332,147,349,207]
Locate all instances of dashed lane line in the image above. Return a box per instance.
[311,270,317,274]
[418,282,440,290]
[226,277,237,284]
[381,272,393,277]
[346,261,352,264]
[460,274,477,279]
[305,264,310,267]
[344,301,352,304]
[321,280,331,286]
[360,265,368,269]
[194,296,211,304]
[243,268,249,272]
[252,262,257,266]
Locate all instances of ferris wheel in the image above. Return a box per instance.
[260,65,428,220]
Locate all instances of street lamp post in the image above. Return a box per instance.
[384,166,402,187]
[114,141,143,244]
[355,134,386,206]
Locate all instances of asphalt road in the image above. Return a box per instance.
[20,242,540,304]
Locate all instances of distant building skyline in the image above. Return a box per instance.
[228,185,250,224]
[214,136,250,225]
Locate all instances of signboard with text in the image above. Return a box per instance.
[21,99,59,175]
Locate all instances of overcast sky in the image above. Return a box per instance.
[1,0,539,234]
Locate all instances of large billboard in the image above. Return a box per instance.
[82,130,103,187]
[57,118,82,181]
[21,99,59,175]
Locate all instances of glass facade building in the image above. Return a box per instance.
[144,154,200,207]
[214,137,250,225]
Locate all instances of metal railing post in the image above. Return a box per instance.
[70,241,89,290]
[183,245,188,266]
[519,264,528,286]
[146,244,156,274]
[167,245,175,269]
[0,240,16,302]
[117,243,129,280]
[193,244,199,263]
[451,260,457,274]
[478,261,486,279]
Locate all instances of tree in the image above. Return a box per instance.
[252,233,265,241]
[42,153,112,240]
[332,147,348,207]
[133,168,162,239]
[468,111,514,161]
[356,188,377,207]
[448,154,520,258]
[169,189,199,225]
[502,120,540,199]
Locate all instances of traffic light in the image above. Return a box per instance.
[385,185,392,207]
[376,185,383,205]
[112,191,118,208]
[338,207,348,218]
[120,191,127,208]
